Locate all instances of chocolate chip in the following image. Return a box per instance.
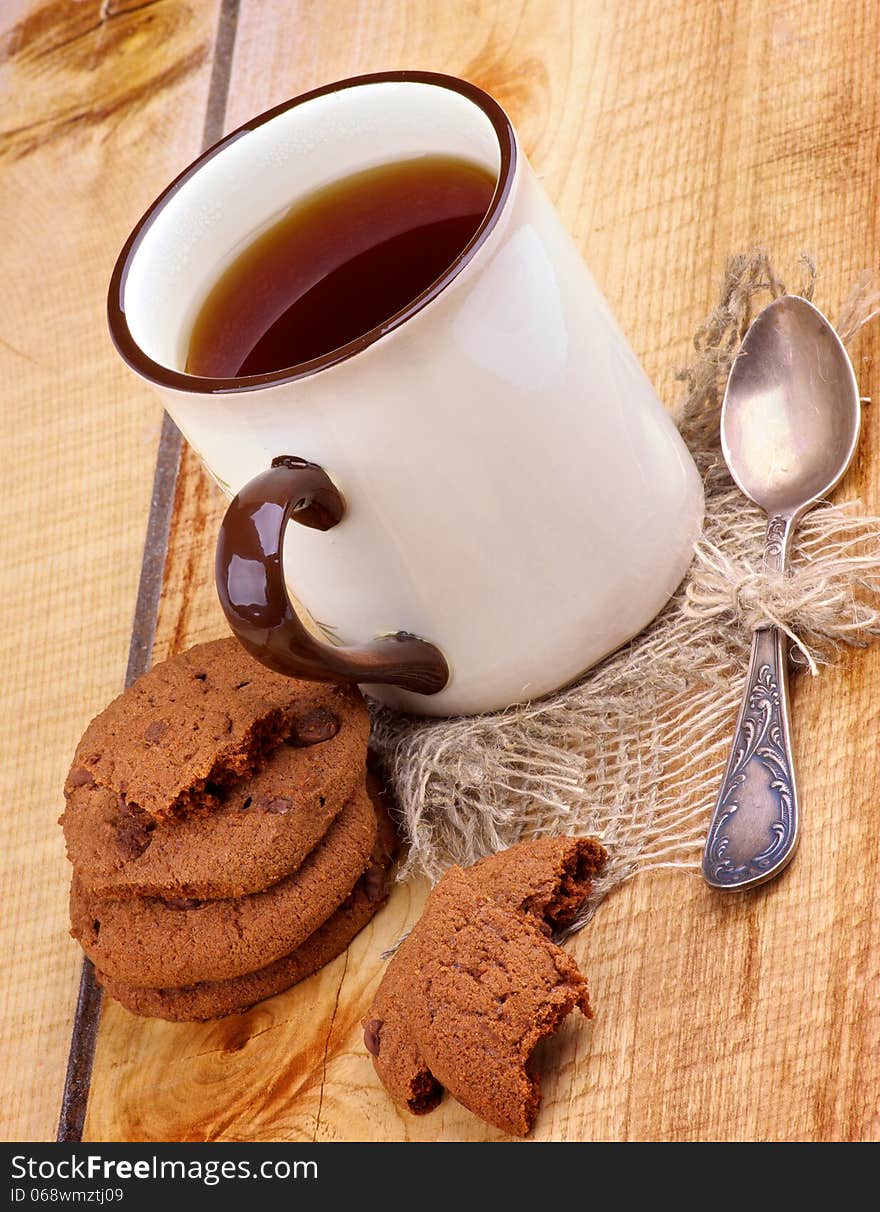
[363,1018,383,1056]
[363,863,388,903]
[68,767,95,789]
[115,803,155,859]
[143,720,167,745]
[253,795,293,815]
[289,708,339,747]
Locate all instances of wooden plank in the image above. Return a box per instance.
[40,0,880,1140]
[0,0,228,1143]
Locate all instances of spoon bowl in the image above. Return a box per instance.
[721,295,861,519]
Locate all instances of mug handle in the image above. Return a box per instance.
[215,456,449,695]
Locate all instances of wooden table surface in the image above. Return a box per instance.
[2,0,878,1143]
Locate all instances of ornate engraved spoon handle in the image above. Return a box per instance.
[702,516,800,890]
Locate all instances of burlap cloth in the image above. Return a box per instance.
[372,252,880,929]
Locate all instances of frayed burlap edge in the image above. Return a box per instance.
[370,252,880,931]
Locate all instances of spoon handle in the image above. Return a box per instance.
[702,623,800,889]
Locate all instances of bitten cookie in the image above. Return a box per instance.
[362,836,606,1137]
[62,720,367,900]
[100,784,398,1021]
[70,780,377,987]
[65,638,369,822]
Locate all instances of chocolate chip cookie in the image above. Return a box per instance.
[100,784,398,1020]
[363,836,606,1137]
[62,719,367,900]
[65,638,368,822]
[71,778,378,987]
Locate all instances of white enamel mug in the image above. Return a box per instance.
[109,71,703,717]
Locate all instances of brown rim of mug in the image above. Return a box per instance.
[107,70,517,395]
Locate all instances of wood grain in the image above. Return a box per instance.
[0,0,226,1142]
[4,0,878,1141]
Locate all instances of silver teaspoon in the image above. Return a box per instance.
[703,295,861,890]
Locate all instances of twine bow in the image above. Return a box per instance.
[684,526,880,676]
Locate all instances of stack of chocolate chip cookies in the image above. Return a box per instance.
[61,639,396,1021]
